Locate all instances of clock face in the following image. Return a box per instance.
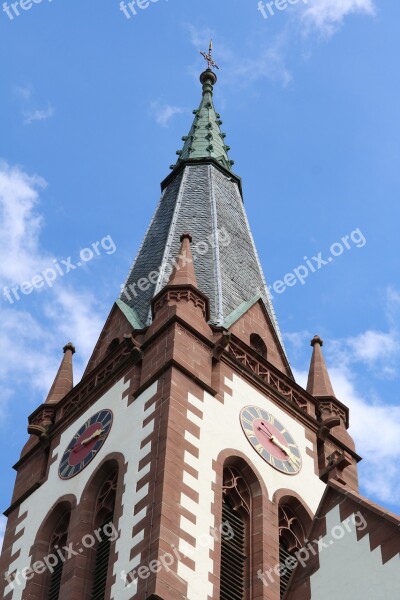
[240,406,302,475]
[59,409,113,480]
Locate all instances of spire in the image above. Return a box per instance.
[307,336,336,398]
[172,43,233,172]
[120,45,286,359]
[168,233,198,288]
[45,342,76,404]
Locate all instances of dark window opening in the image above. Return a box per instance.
[220,467,252,600]
[90,471,118,600]
[106,338,120,354]
[47,513,70,600]
[279,505,306,599]
[279,540,298,598]
[221,498,246,600]
[250,333,267,359]
[90,513,114,600]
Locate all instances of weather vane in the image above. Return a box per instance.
[200,40,220,71]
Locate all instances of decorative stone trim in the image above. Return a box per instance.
[154,289,208,320]
[27,406,56,442]
[226,338,312,414]
[52,340,140,427]
[317,399,349,428]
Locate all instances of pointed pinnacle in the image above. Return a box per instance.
[168,233,199,288]
[45,343,76,404]
[306,335,336,398]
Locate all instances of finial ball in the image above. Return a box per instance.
[63,342,76,354]
[311,335,324,347]
[200,69,217,87]
[180,233,193,243]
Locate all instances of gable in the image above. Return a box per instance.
[83,302,136,376]
[226,297,292,377]
[285,483,400,599]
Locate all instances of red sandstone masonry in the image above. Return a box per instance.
[84,304,135,376]
[229,299,291,377]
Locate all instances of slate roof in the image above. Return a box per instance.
[120,70,285,351]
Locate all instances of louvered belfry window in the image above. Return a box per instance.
[90,513,114,600]
[220,467,251,600]
[279,505,306,598]
[47,513,70,600]
[279,542,297,598]
[90,471,118,600]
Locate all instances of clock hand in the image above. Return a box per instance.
[261,421,273,433]
[81,428,104,446]
[259,422,274,437]
[286,450,301,466]
[258,426,300,465]
[72,428,104,452]
[270,435,289,453]
[270,437,301,466]
[258,426,272,439]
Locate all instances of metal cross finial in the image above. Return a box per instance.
[200,39,220,71]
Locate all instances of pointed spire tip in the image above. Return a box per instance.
[311,335,323,347]
[180,232,193,243]
[63,342,76,354]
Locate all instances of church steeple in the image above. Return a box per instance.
[120,48,285,355]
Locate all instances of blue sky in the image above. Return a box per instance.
[1,0,399,547]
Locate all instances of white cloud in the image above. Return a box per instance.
[302,0,376,36]
[0,515,6,552]
[327,289,400,379]
[330,364,400,503]
[387,286,400,327]
[293,344,400,504]
[233,37,293,87]
[285,287,400,506]
[347,330,399,363]
[186,24,292,87]
[328,329,400,379]
[186,1,377,91]
[284,330,312,353]
[0,161,49,284]
[0,162,104,419]
[14,85,32,101]
[44,288,104,363]
[150,101,185,128]
[23,105,54,125]
[186,24,215,51]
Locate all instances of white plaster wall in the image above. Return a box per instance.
[311,504,400,598]
[178,373,326,600]
[6,379,158,599]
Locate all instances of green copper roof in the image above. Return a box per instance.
[224,294,263,329]
[173,70,234,172]
[115,299,144,330]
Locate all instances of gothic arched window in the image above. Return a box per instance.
[250,333,268,359]
[90,470,118,600]
[279,504,306,598]
[220,466,252,600]
[23,500,74,600]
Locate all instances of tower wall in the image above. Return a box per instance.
[0,375,159,600]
